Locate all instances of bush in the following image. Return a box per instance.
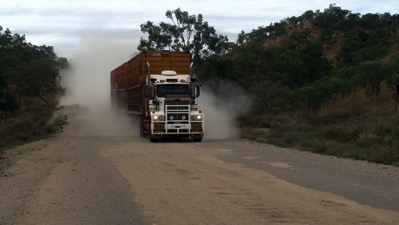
[0,100,58,150]
[370,141,399,165]
[240,110,399,166]
[321,124,359,142]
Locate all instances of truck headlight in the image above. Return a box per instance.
[153,115,164,121]
[191,115,203,121]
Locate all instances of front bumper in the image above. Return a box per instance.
[152,122,204,135]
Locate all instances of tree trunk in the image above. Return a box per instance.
[18,92,21,108]
[3,112,6,126]
[37,94,50,106]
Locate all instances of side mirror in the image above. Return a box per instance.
[150,78,156,99]
[144,85,149,98]
[195,85,201,98]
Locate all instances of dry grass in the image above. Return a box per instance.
[318,87,398,119]
[241,87,399,166]
[0,98,59,151]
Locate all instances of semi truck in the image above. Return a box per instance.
[110,51,204,142]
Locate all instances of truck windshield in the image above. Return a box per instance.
[157,84,189,97]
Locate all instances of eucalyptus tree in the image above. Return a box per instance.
[387,56,399,103]
[138,8,233,65]
[0,26,64,106]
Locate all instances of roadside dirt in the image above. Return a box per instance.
[1,106,398,225]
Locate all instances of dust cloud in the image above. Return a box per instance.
[59,35,139,137]
[200,81,252,140]
[59,33,250,140]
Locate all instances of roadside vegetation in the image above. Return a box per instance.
[0,26,68,151]
[201,5,399,166]
[239,88,399,166]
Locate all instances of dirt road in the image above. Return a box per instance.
[1,107,398,225]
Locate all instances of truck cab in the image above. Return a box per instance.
[146,70,204,142]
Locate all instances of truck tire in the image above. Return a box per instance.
[140,118,145,137]
[193,137,203,142]
[150,135,159,142]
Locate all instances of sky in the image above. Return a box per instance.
[1,0,398,57]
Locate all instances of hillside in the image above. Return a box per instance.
[198,4,399,165]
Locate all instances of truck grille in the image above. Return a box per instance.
[165,105,190,124]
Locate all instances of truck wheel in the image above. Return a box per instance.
[193,137,203,142]
[150,136,159,142]
[140,118,145,137]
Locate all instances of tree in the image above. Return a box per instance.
[356,60,386,99]
[138,8,233,65]
[0,61,17,125]
[25,57,60,105]
[56,57,70,70]
[0,27,64,107]
[0,90,17,125]
[8,44,61,106]
[314,4,350,28]
[387,56,399,103]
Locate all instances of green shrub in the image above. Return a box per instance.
[10,120,33,133]
[0,102,58,150]
[311,138,329,153]
[321,124,359,142]
[240,113,399,166]
[370,142,399,164]
[46,123,57,134]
